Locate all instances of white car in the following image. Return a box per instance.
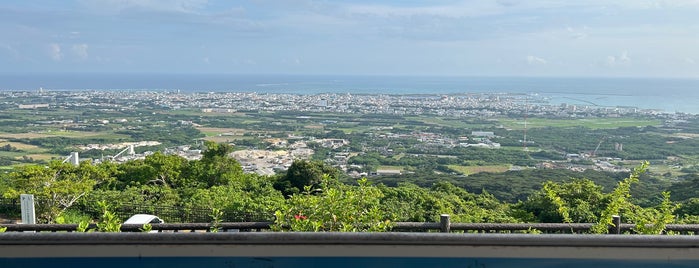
[124,214,164,232]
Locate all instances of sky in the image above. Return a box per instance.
[1,0,699,77]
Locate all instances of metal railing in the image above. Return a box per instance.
[3,215,699,234]
[0,197,274,224]
[0,198,20,218]
[73,203,274,223]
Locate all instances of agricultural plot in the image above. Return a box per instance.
[448,164,511,176]
[499,118,661,130]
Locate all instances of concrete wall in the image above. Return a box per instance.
[1,233,698,267]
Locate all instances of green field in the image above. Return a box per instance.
[0,130,129,140]
[499,117,662,130]
[377,165,403,171]
[406,116,494,129]
[448,164,511,176]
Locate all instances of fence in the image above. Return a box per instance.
[3,198,699,234]
[0,197,273,223]
[0,198,20,220]
[74,203,274,223]
[4,214,699,234]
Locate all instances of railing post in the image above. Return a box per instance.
[20,194,36,225]
[440,214,451,233]
[608,215,621,234]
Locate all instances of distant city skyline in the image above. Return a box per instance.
[1,0,698,78]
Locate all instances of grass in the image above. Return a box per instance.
[159,108,251,118]
[201,136,249,143]
[21,153,59,161]
[0,151,29,158]
[0,150,58,162]
[0,141,42,152]
[418,116,465,128]
[377,165,403,171]
[663,132,699,139]
[405,116,493,129]
[195,127,247,137]
[0,139,56,160]
[448,164,511,176]
[499,117,662,130]
[0,130,129,139]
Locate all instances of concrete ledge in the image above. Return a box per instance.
[1,232,699,248]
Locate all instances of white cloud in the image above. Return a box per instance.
[620,51,630,61]
[49,43,63,61]
[625,0,699,9]
[566,26,588,39]
[606,51,631,66]
[72,44,89,60]
[0,44,20,59]
[526,55,547,65]
[344,2,505,18]
[685,57,696,64]
[80,0,209,14]
[282,57,302,65]
[340,1,659,19]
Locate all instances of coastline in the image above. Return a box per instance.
[0,74,697,114]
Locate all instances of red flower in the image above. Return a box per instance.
[294,214,308,220]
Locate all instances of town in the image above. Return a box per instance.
[2,89,696,182]
[4,89,679,119]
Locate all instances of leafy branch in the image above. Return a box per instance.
[591,161,648,234]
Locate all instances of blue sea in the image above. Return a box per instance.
[1,73,698,114]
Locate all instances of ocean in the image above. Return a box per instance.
[1,73,698,114]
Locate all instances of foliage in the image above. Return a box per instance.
[2,161,107,223]
[591,161,648,234]
[140,223,153,232]
[184,174,284,221]
[425,182,518,223]
[667,174,699,202]
[272,177,392,232]
[543,183,571,223]
[0,226,6,232]
[55,209,92,224]
[676,198,699,217]
[82,185,181,221]
[186,141,244,188]
[95,201,122,232]
[110,153,190,190]
[371,168,634,203]
[209,208,222,232]
[625,192,677,234]
[76,221,91,232]
[517,179,606,223]
[274,160,341,197]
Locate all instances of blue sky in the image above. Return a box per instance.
[1,0,698,77]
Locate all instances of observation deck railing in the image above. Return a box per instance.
[3,215,699,234]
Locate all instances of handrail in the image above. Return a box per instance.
[3,220,699,234]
